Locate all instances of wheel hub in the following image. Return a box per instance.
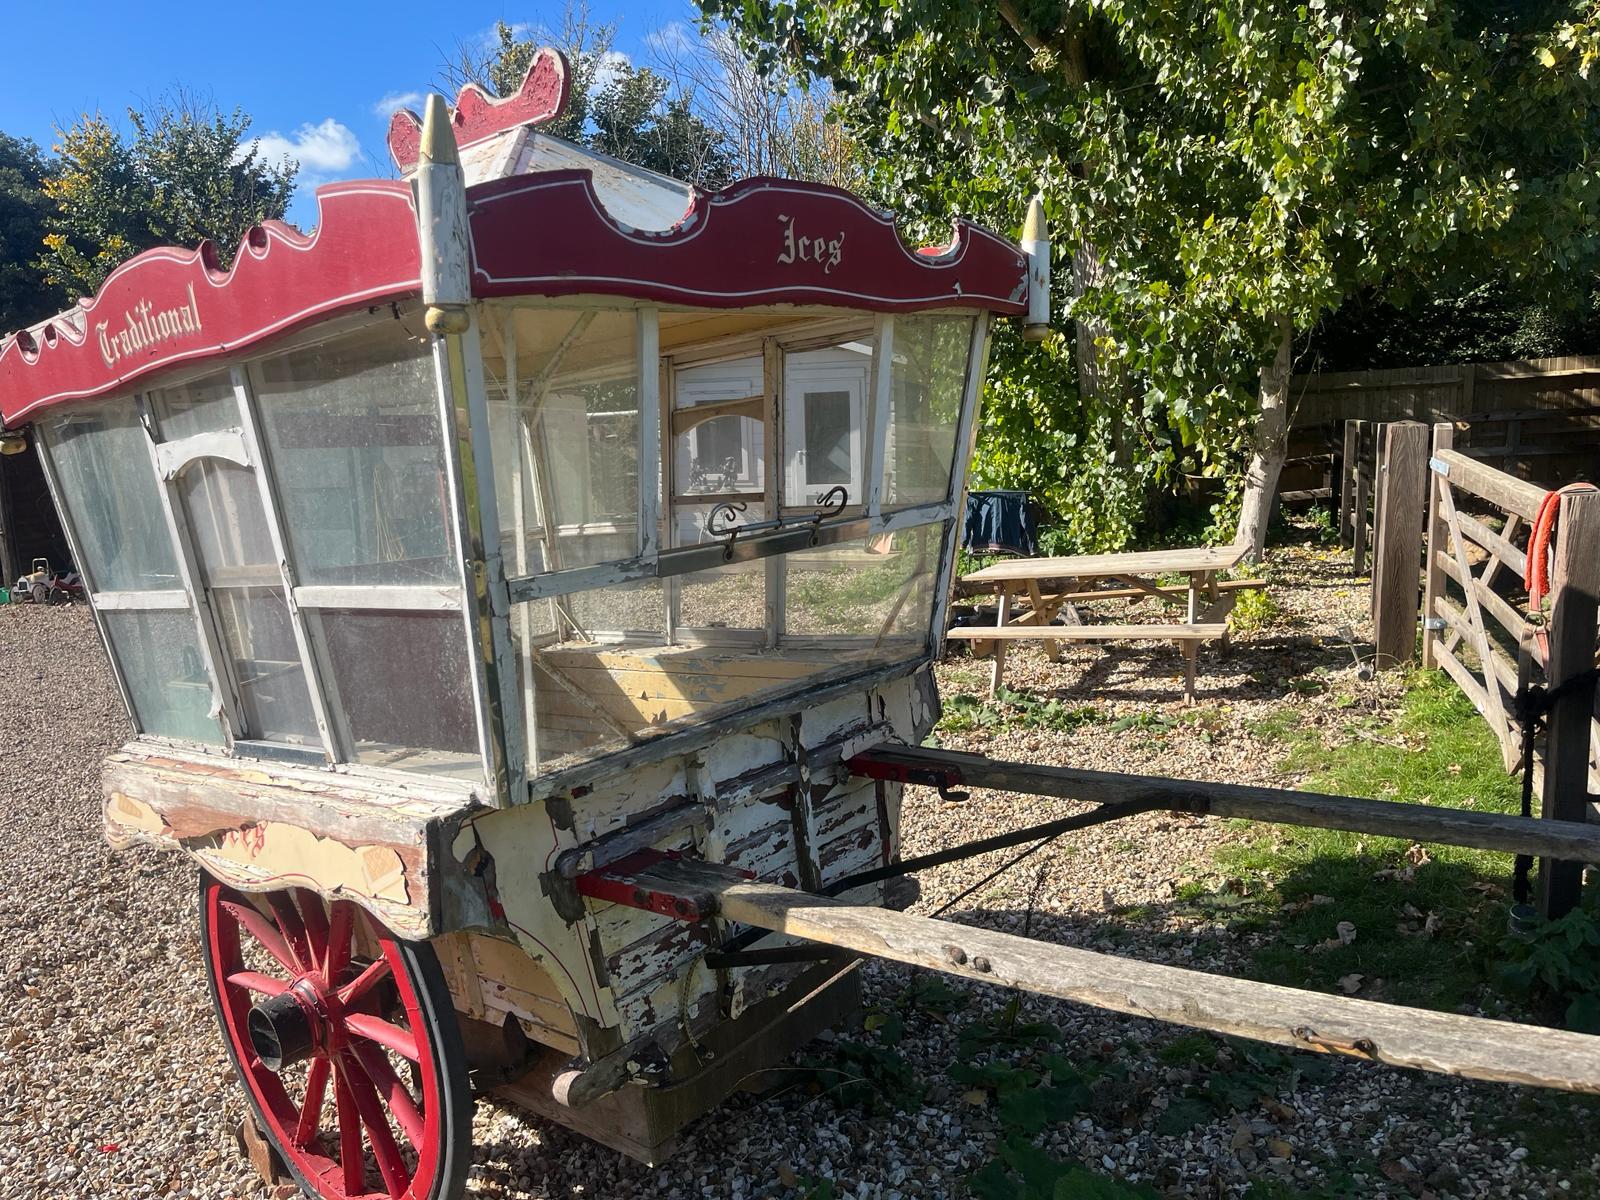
[247,978,333,1071]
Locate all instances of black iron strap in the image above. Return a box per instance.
[1512,667,1600,906]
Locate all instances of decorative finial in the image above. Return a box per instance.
[388,48,571,173]
[1022,191,1051,342]
[419,94,459,168]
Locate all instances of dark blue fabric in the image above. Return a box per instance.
[963,490,1038,558]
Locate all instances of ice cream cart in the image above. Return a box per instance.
[4,48,1599,1200]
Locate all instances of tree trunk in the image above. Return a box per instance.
[1235,313,1293,562]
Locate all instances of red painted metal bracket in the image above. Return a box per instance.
[574,849,754,923]
[847,748,970,802]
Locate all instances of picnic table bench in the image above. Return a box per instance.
[950,542,1264,702]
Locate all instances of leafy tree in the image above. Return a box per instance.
[0,134,63,332]
[40,100,294,298]
[450,16,735,188]
[703,0,1600,557]
[1308,283,1600,371]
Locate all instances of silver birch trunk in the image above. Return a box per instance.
[1235,314,1293,562]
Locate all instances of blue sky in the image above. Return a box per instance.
[0,0,697,228]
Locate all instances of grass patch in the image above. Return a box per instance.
[1203,670,1521,1010]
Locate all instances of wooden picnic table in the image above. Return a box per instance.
[951,542,1263,702]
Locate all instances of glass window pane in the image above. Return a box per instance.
[178,459,318,746]
[483,308,641,573]
[672,355,765,499]
[314,611,480,777]
[886,316,973,509]
[784,338,873,509]
[40,400,179,592]
[674,502,766,632]
[101,609,223,744]
[510,520,943,776]
[155,372,240,440]
[785,522,940,642]
[255,318,456,587]
[212,589,318,744]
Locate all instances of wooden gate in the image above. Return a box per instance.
[1420,423,1600,915]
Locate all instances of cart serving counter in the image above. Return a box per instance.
[6,49,1600,1200]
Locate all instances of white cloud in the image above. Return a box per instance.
[590,49,632,95]
[371,90,424,118]
[644,21,695,59]
[248,118,361,175]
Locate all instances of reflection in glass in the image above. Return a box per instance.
[179,459,318,746]
[101,610,223,744]
[255,318,454,587]
[886,315,973,508]
[41,401,178,592]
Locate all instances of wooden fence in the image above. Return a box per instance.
[1419,427,1600,917]
[1294,355,1600,509]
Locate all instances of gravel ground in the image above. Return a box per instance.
[0,545,1590,1199]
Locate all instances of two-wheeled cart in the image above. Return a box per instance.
[3,49,1599,1200]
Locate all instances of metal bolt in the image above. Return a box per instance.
[944,944,967,966]
[972,956,992,974]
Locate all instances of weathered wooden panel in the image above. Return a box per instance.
[102,744,477,939]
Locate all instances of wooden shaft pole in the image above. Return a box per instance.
[633,858,1600,1094]
[850,746,1600,862]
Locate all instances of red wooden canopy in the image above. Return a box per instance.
[0,55,1027,428]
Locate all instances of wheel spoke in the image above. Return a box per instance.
[338,958,392,1007]
[325,901,355,981]
[294,1057,331,1148]
[225,970,288,997]
[344,1012,421,1062]
[296,889,331,976]
[350,1041,423,1147]
[220,900,296,972]
[339,1054,410,1198]
[333,1059,365,1194]
[265,891,314,974]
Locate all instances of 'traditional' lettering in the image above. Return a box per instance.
[96,283,203,368]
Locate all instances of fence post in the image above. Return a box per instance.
[1538,488,1600,919]
[1353,421,1374,575]
[1370,421,1429,669]
[1419,423,1453,671]
[1339,419,1358,547]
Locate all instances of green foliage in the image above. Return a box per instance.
[0,134,63,331]
[802,1036,924,1112]
[1229,587,1282,634]
[704,0,1600,546]
[1498,887,1600,1032]
[471,20,734,188]
[937,687,1101,734]
[39,101,294,298]
[968,1136,1162,1200]
[1308,282,1600,371]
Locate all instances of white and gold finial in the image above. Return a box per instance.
[1021,191,1051,342]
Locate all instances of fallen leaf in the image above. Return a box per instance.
[1335,920,1357,945]
[778,1165,798,1188]
[1405,843,1432,867]
[1337,973,1365,994]
[1423,911,1443,937]
[1402,903,1423,919]
[1267,1138,1294,1159]
[963,1089,989,1107]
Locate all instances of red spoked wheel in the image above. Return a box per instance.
[200,874,472,1200]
